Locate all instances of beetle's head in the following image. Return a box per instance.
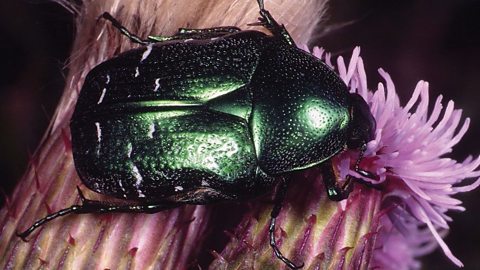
[346,93,376,150]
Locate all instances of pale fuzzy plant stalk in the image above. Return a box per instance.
[0,0,330,269]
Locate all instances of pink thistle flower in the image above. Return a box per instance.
[315,46,480,268]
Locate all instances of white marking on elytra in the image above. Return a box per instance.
[106,74,111,84]
[140,44,153,62]
[95,122,102,155]
[148,123,155,138]
[210,37,218,41]
[201,180,210,187]
[118,179,127,198]
[95,122,102,143]
[184,38,194,42]
[126,142,133,158]
[153,78,161,92]
[132,165,145,198]
[174,186,184,192]
[97,88,107,104]
[135,67,140,78]
[132,165,143,184]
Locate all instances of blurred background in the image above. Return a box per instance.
[0,0,478,269]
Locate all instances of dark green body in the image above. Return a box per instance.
[71,31,350,203]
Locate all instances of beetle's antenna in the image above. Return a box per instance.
[269,178,304,269]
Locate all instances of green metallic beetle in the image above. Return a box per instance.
[18,1,376,268]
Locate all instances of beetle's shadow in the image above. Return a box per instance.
[194,200,253,268]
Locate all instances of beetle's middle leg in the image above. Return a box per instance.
[269,178,304,269]
[16,187,181,241]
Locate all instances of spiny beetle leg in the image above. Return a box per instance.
[320,160,353,201]
[16,187,181,241]
[178,26,241,35]
[149,26,241,42]
[99,12,150,45]
[348,175,383,191]
[256,0,266,10]
[357,169,379,181]
[353,143,378,181]
[254,0,294,45]
[321,145,380,202]
[16,204,83,241]
[269,178,304,269]
[101,13,241,44]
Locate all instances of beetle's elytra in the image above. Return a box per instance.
[18,1,376,269]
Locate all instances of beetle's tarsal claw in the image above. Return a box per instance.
[15,231,29,242]
[97,12,108,22]
[76,186,86,202]
[247,15,268,27]
[247,20,267,27]
[259,10,273,27]
[327,186,349,201]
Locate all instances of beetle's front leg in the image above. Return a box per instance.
[353,143,379,181]
[320,160,353,201]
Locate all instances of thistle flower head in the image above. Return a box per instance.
[314,46,480,268]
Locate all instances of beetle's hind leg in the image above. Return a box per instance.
[16,187,180,241]
[99,12,151,45]
[269,178,304,269]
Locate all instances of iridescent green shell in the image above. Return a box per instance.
[71,31,350,202]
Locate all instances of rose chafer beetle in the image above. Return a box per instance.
[18,1,376,269]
